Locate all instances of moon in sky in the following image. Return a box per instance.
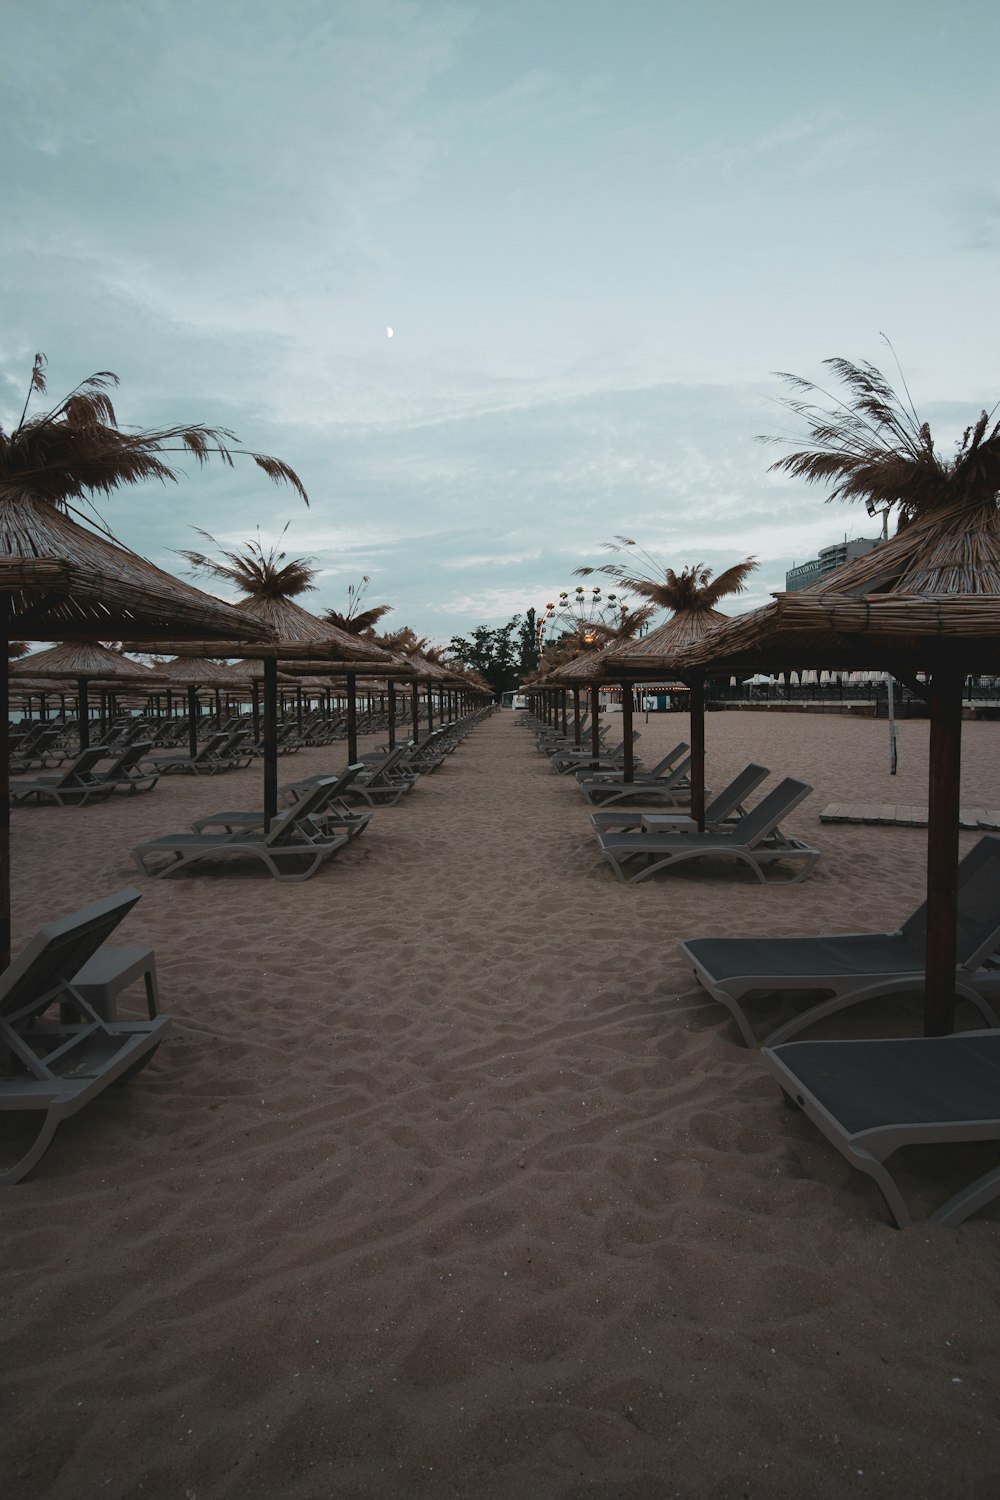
[387,326,393,338]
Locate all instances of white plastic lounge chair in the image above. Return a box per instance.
[679,834,1000,1046]
[591,764,770,833]
[0,886,170,1184]
[597,777,818,885]
[131,777,351,881]
[9,745,117,807]
[762,1030,1000,1228]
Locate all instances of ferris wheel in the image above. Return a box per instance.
[538,585,629,652]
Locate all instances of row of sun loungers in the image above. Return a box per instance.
[521,707,1000,1225]
[2,711,497,1182]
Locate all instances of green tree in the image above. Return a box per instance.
[448,615,523,694]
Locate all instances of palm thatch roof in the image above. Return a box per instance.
[123,594,397,663]
[676,497,1000,675]
[11,640,160,683]
[0,490,275,644]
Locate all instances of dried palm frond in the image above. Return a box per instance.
[761,348,1000,524]
[323,578,394,636]
[0,353,309,508]
[179,526,317,602]
[576,538,756,614]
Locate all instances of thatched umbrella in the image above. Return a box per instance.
[573,550,757,807]
[676,355,1000,1035]
[132,535,400,820]
[11,641,162,749]
[0,352,308,966]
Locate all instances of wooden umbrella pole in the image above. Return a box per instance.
[387,679,397,749]
[590,684,600,757]
[573,686,581,746]
[77,676,89,752]
[346,671,359,762]
[187,684,198,760]
[411,680,419,740]
[427,680,434,732]
[263,657,278,830]
[688,670,706,831]
[251,679,261,744]
[924,669,963,1036]
[621,681,634,782]
[561,690,568,736]
[0,603,11,971]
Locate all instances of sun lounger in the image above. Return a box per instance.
[0,885,169,1184]
[679,834,1000,1046]
[550,731,640,775]
[577,744,693,807]
[142,728,252,775]
[91,741,160,795]
[591,764,770,833]
[9,745,118,807]
[761,1030,1000,1227]
[597,777,818,885]
[575,741,690,785]
[131,776,352,881]
[192,770,374,841]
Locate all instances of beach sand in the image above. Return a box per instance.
[2,709,999,1499]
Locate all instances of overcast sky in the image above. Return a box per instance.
[4,0,998,642]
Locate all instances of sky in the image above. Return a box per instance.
[3,0,999,645]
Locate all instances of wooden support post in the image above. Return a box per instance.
[689,670,706,831]
[77,676,89,752]
[187,684,198,759]
[263,657,278,831]
[346,671,358,764]
[590,685,600,757]
[924,670,963,1036]
[621,682,634,782]
[387,679,397,749]
[573,686,581,746]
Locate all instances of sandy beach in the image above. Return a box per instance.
[3,708,1000,1499]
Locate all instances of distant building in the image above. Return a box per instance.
[785,537,880,592]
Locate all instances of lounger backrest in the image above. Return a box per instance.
[266,777,344,844]
[731,777,813,846]
[105,741,154,775]
[368,746,410,782]
[643,742,691,778]
[705,764,770,823]
[194,732,231,760]
[900,835,1000,968]
[60,745,113,785]
[0,886,142,1018]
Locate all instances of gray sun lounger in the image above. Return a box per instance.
[575,741,689,785]
[597,777,818,885]
[92,741,160,795]
[578,749,693,808]
[192,774,374,842]
[0,885,170,1184]
[550,731,640,775]
[679,834,1000,1046]
[131,777,351,881]
[9,745,118,807]
[762,1030,1000,1228]
[591,763,769,833]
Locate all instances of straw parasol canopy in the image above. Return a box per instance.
[675,354,1000,1036]
[0,352,313,969]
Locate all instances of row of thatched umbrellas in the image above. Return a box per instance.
[526,493,1000,1039]
[0,365,488,971]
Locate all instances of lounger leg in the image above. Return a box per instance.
[0,1111,63,1185]
[930,1163,1000,1228]
[849,1147,913,1230]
